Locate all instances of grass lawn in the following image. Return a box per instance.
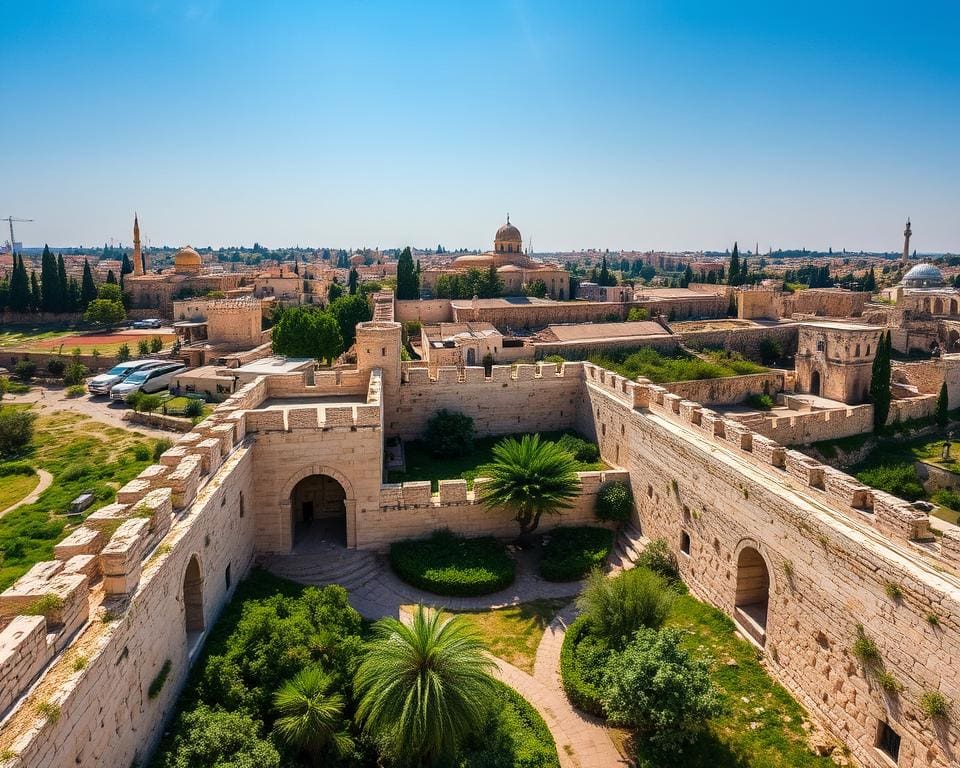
[0,328,72,349]
[0,407,167,590]
[390,430,606,491]
[624,592,835,768]
[0,470,39,510]
[587,347,766,384]
[406,598,569,674]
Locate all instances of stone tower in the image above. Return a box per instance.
[356,321,402,417]
[903,218,912,266]
[133,213,143,276]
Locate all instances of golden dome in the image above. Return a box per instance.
[174,245,202,274]
[495,220,522,243]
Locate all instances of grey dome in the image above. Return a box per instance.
[902,263,945,288]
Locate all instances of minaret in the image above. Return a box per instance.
[902,218,912,266]
[133,213,143,276]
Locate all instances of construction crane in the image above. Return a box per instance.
[3,216,33,255]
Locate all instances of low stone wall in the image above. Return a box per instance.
[395,299,452,324]
[741,404,874,445]
[662,371,785,405]
[680,322,799,358]
[362,470,627,549]
[532,333,679,359]
[124,411,195,433]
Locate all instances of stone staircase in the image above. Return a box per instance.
[607,523,649,572]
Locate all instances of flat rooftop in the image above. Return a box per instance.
[544,321,670,343]
[450,297,557,309]
[235,356,315,375]
[798,321,878,332]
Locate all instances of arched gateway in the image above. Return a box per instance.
[290,473,349,548]
[734,545,771,647]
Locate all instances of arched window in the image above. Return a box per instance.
[183,555,204,636]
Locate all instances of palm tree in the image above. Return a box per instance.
[480,434,581,543]
[273,666,354,766]
[354,605,497,765]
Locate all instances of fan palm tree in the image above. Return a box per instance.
[273,665,354,766]
[354,604,497,766]
[480,434,581,543]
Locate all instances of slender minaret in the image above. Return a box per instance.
[133,213,143,276]
[902,218,912,266]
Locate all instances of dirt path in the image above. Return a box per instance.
[0,469,53,518]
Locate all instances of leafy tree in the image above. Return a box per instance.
[14,360,36,381]
[327,280,344,304]
[396,246,419,300]
[595,481,633,523]
[46,358,66,378]
[63,359,89,386]
[137,338,150,357]
[423,409,475,457]
[522,279,548,298]
[863,267,877,293]
[348,267,359,295]
[601,627,722,756]
[577,567,674,647]
[116,344,132,363]
[681,264,694,288]
[626,307,649,322]
[271,306,343,364]
[354,605,497,765]
[936,381,949,427]
[758,336,783,365]
[870,330,891,431]
[121,253,133,275]
[97,282,123,302]
[480,434,581,540]
[84,298,126,325]
[273,666,353,764]
[328,294,372,349]
[154,705,280,768]
[0,407,36,458]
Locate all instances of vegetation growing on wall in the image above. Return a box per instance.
[588,347,766,383]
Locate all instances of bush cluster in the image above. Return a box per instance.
[594,482,632,523]
[559,615,608,716]
[539,527,614,582]
[0,407,36,458]
[855,463,925,501]
[423,409,476,458]
[588,347,765,384]
[389,529,515,596]
[635,538,682,584]
[555,433,599,463]
[745,392,774,410]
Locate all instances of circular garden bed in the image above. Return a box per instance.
[389,529,515,596]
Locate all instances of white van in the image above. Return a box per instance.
[111,362,187,401]
[88,360,168,395]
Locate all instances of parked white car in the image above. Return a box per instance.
[110,362,186,401]
[88,360,169,395]
[132,319,163,329]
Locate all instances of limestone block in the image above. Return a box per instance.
[134,488,174,538]
[138,463,169,483]
[632,381,651,408]
[54,527,105,560]
[679,400,702,425]
[380,484,402,507]
[785,450,826,489]
[723,421,753,451]
[401,481,433,507]
[192,438,223,475]
[162,454,202,509]
[873,492,931,542]
[208,423,236,455]
[0,615,52,716]
[464,366,486,383]
[437,367,460,383]
[323,406,354,428]
[245,409,286,432]
[701,410,725,437]
[941,529,960,567]
[80,502,132,532]
[601,469,631,485]
[514,364,536,380]
[560,361,584,377]
[577,471,602,496]
[471,477,492,500]
[490,365,512,382]
[117,478,151,504]
[752,434,786,468]
[0,572,88,632]
[438,479,468,503]
[159,445,189,467]
[404,367,430,384]
[287,407,320,430]
[355,405,381,427]
[223,410,247,443]
[62,554,99,580]
[101,518,150,596]
[178,431,202,447]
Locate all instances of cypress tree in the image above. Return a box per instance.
[67,277,81,312]
[864,267,876,293]
[121,253,133,275]
[8,254,31,312]
[40,245,59,312]
[936,381,949,427]
[682,264,694,288]
[348,267,359,295]
[106,270,117,285]
[30,271,41,311]
[57,254,69,312]
[728,242,740,286]
[396,246,418,300]
[81,259,97,308]
[599,255,611,286]
[870,330,892,431]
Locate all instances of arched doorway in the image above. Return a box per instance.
[934,298,945,315]
[465,348,476,366]
[291,474,347,548]
[183,555,204,650]
[734,547,770,647]
[810,370,821,396]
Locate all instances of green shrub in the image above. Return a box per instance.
[932,488,960,512]
[66,384,86,398]
[0,462,35,478]
[745,393,774,410]
[919,691,950,719]
[63,361,89,386]
[855,463,925,501]
[150,336,163,353]
[595,482,632,523]
[0,407,36,458]
[0,377,30,394]
[758,337,783,365]
[116,343,132,363]
[46,359,66,377]
[851,624,881,667]
[601,627,723,756]
[635,537,681,584]
[184,398,205,418]
[148,659,172,699]
[576,567,674,648]
[555,433,599,463]
[559,615,608,717]
[137,339,150,357]
[25,593,64,620]
[136,394,163,413]
[133,444,152,462]
[153,439,173,461]
[539,526,614,581]
[423,409,475,458]
[626,307,650,322]
[14,360,36,381]
[389,529,514,596]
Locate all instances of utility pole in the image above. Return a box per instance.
[3,216,34,255]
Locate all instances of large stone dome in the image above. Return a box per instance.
[174,245,202,274]
[902,262,944,289]
[495,220,522,243]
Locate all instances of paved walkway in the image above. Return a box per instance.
[265,541,624,767]
[0,469,52,518]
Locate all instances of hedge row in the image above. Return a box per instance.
[559,615,606,717]
[539,526,614,582]
[389,529,515,596]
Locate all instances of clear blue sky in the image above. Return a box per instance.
[3,1,958,252]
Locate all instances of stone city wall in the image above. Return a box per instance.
[0,380,261,768]
[362,470,627,549]
[680,322,799,358]
[662,371,785,405]
[263,367,369,399]
[451,300,626,329]
[395,299,453,325]
[740,404,874,445]
[390,362,584,440]
[576,364,958,768]
[531,333,679,359]
[782,289,870,318]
